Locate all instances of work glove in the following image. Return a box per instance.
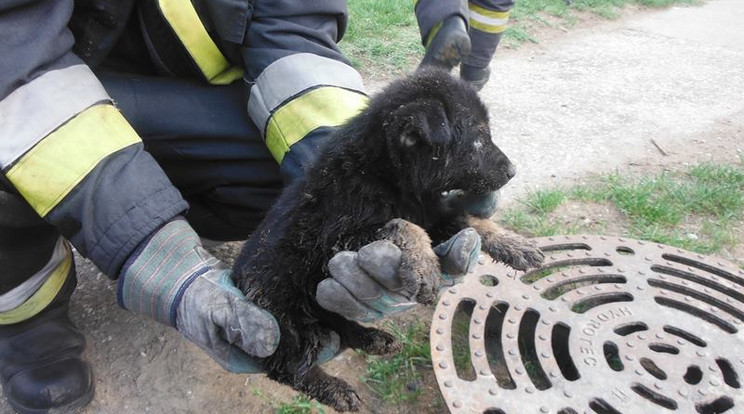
[316,227,482,322]
[117,218,280,373]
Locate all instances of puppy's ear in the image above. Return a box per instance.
[389,99,451,147]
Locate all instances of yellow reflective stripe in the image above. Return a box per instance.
[468,4,510,20]
[469,5,510,34]
[6,105,141,217]
[469,19,507,34]
[158,0,243,85]
[265,87,369,163]
[425,21,444,48]
[0,245,71,325]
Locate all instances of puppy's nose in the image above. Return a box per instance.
[506,163,517,179]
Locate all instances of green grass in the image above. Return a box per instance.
[276,396,326,414]
[525,189,566,214]
[501,163,744,258]
[341,0,422,77]
[361,321,431,404]
[342,0,701,76]
[500,208,578,237]
[251,389,326,414]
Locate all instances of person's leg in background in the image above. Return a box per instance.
[0,183,93,414]
[415,0,471,70]
[461,0,514,90]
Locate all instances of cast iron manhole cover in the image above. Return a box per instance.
[431,235,744,414]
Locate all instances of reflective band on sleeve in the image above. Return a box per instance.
[0,237,68,312]
[265,87,368,163]
[0,240,71,325]
[0,65,111,169]
[158,0,244,85]
[247,53,367,138]
[468,4,510,34]
[6,105,142,217]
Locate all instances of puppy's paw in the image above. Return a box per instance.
[464,216,545,271]
[356,327,401,355]
[408,254,441,305]
[299,366,362,412]
[379,218,441,305]
[484,235,544,271]
[334,319,401,354]
[319,379,362,412]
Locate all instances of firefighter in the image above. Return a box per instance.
[415,0,515,90]
[0,1,488,413]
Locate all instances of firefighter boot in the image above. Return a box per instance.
[460,63,491,91]
[420,15,471,71]
[0,247,94,414]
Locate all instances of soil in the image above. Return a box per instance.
[2,2,743,413]
[549,201,631,237]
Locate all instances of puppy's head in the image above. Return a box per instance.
[380,68,515,199]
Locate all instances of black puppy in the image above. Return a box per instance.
[233,68,543,411]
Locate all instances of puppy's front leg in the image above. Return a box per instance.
[465,216,544,271]
[294,366,362,412]
[317,310,401,355]
[378,218,441,305]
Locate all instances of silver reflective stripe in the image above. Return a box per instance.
[0,65,111,169]
[0,237,68,312]
[247,53,367,137]
[470,10,509,27]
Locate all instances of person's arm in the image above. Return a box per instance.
[0,0,187,276]
[0,0,279,373]
[237,0,369,181]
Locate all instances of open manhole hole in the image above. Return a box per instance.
[431,235,744,413]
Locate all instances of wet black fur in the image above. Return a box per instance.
[233,68,520,410]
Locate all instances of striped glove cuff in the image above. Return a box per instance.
[117,217,214,326]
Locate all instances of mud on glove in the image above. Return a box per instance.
[117,218,280,373]
[315,227,481,322]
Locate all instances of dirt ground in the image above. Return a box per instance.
[2,1,743,413]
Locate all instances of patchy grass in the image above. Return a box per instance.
[361,321,431,404]
[525,189,566,214]
[251,389,326,414]
[506,0,702,47]
[342,0,702,76]
[276,396,326,414]
[501,163,744,260]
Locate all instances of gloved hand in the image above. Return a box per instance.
[118,218,280,373]
[316,228,481,322]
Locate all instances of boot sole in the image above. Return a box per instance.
[420,24,471,70]
[8,384,94,414]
